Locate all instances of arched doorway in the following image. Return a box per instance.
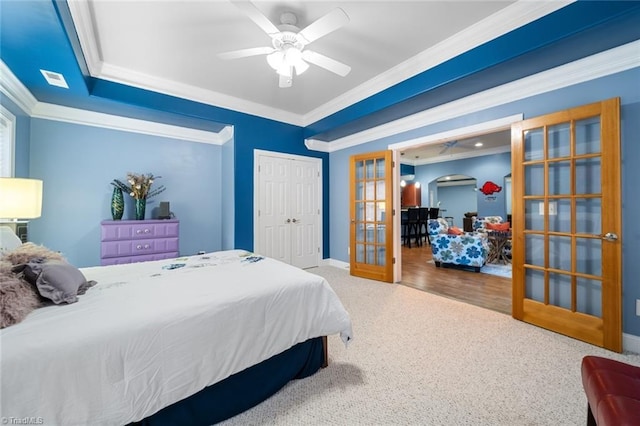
[428,174,478,229]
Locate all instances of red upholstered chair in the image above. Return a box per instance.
[581,356,640,426]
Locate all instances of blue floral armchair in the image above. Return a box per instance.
[427,218,489,272]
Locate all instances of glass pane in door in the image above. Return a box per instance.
[524,128,544,161]
[576,158,601,194]
[576,198,601,234]
[577,277,602,317]
[548,123,570,159]
[575,118,600,155]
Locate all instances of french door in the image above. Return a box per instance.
[350,150,394,282]
[511,98,622,352]
[255,151,321,269]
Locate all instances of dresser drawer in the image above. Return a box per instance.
[101,220,179,241]
[101,237,179,259]
[100,252,179,266]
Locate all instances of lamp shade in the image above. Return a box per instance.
[0,178,43,219]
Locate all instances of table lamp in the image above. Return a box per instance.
[0,177,43,251]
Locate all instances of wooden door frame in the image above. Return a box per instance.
[253,149,323,266]
[388,114,523,282]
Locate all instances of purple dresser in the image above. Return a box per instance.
[100,219,179,266]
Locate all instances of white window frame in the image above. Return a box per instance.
[0,105,16,177]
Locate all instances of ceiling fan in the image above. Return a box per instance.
[218,1,351,88]
[439,139,482,155]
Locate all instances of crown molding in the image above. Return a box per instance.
[1,63,231,146]
[388,114,522,153]
[304,138,330,153]
[31,102,230,145]
[307,40,640,153]
[66,0,103,77]
[217,125,234,145]
[301,1,574,126]
[0,61,38,115]
[412,145,512,166]
[98,62,305,127]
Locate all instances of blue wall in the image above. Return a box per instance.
[436,184,479,228]
[231,119,330,256]
[414,153,511,221]
[27,119,223,267]
[221,134,235,251]
[329,67,640,338]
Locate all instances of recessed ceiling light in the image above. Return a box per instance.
[475,142,483,147]
[40,69,69,89]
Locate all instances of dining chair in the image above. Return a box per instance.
[405,207,421,248]
[418,207,430,245]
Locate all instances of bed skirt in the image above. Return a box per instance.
[130,336,325,426]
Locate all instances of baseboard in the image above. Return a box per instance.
[623,333,640,355]
[320,258,350,269]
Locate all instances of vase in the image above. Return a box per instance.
[110,187,124,220]
[135,198,146,220]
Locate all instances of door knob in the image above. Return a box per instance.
[286,219,291,223]
[292,218,298,223]
[601,232,618,242]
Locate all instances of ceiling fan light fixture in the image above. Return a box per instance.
[277,64,292,78]
[267,51,284,70]
[284,46,302,66]
[294,60,309,75]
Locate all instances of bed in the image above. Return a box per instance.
[0,249,353,425]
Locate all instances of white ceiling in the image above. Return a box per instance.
[68,0,567,129]
[400,129,511,165]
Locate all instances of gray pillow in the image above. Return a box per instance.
[13,260,96,304]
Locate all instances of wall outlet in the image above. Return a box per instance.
[347,246,350,255]
[636,299,640,316]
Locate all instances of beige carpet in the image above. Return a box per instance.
[220,266,640,426]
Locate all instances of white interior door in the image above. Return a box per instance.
[257,154,290,264]
[290,159,320,269]
[255,151,321,268]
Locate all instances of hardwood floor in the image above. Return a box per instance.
[400,240,512,315]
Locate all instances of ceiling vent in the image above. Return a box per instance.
[39,69,69,89]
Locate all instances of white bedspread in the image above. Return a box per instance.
[0,250,352,425]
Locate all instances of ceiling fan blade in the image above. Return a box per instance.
[438,141,457,155]
[302,50,351,77]
[218,46,274,60]
[298,8,349,45]
[231,1,280,37]
[279,74,293,88]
